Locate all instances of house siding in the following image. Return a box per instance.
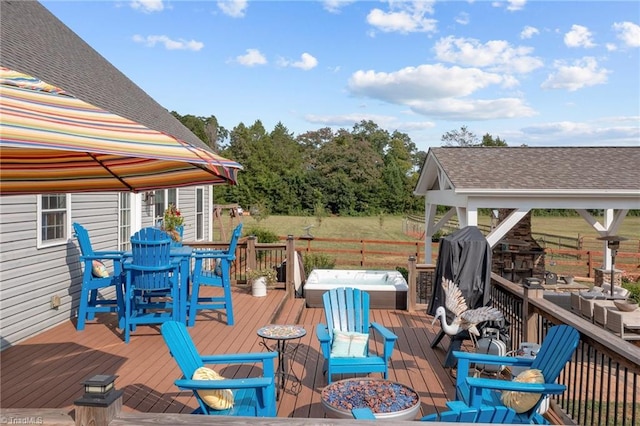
[0,188,213,350]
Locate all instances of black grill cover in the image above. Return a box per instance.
[428,226,492,316]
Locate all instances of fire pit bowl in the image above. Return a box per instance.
[321,378,420,420]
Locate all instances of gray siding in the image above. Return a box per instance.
[0,189,212,350]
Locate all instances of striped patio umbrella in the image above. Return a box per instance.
[0,68,242,195]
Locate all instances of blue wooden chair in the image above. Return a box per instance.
[188,223,242,327]
[316,287,398,384]
[122,227,180,343]
[351,404,516,422]
[161,321,277,417]
[452,324,580,424]
[72,222,124,331]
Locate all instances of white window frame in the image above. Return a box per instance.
[153,188,179,225]
[37,193,71,248]
[118,192,133,251]
[195,187,204,240]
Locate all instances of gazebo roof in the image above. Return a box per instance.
[413,146,640,261]
[415,147,640,206]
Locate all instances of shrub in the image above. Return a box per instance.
[622,282,640,304]
[395,266,408,282]
[303,253,336,276]
[244,226,279,243]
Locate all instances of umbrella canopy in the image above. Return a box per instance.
[0,68,242,195]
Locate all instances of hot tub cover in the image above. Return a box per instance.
[428,226,492,316]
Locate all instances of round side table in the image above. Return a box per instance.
[257,324,306,400]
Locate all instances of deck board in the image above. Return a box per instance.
[0,286,462,420]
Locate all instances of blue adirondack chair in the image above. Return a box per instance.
[72,222,124,331]
[351,404,516,422]
[316,287,398,384]
[188,223,242,327]
[122,227,180,343]
[161,321,277,417]
[452,324,580,424]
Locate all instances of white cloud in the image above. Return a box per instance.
[506,0,527,12]
[541,57,609,91]
[520,118,640,146]
[283,53,318,71]
[613,21,640,48]
[349,64,507,101]
[434,36,543,74]
[564,24,596,48]
[130,0,164,13]
[366,1,437,34]
[347,64,535,120]
[322,0,357,14]
[217,0,248,18]
[132,34,203,51]
[408,97,536,120]
[455,12,470,26]
[235,48,267,66]
[520,26,539,39]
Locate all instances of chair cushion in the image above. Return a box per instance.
[501,369,544,413]
[214,258,222,276]
[330,330,368,357]
[92,260,109,278]
[192,367,234,410]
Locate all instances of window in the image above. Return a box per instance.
[118,192,132,251]
[153,189,178,224]
[196,187,204,240]
[38,194,70,247]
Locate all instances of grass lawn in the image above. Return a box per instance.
[232,214,640,243]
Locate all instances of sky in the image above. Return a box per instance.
[40,0,640,152]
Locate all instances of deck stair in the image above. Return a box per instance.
[268,292,306,324]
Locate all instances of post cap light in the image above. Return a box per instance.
[74,374,122,407]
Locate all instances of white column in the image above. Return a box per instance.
[603,209,613,269]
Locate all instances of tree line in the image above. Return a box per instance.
[173,113,426,216]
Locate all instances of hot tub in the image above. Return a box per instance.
[304,269,408,309]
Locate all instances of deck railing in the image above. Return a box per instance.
[489,274,640,426]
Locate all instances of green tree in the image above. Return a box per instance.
[441,125,478,146]
[481,133,508,146]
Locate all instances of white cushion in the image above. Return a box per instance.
[330,330,368,358]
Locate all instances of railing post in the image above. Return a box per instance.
[247,236,257,271]
[286,235,295,299]
[522,285,543,342]
[408,256,417,312]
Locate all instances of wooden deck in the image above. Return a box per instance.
[0,286,461,420]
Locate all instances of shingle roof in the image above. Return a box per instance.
[0,0,210,151]
[429,146,640,191]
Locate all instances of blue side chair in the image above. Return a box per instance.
[72,222,124,331]
[452,324,580,424]
[122,227,180,343]
[316,287,398,384]
[161,321,277,417]
[188,223,242,327]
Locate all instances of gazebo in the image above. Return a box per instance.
[413,146,640,274]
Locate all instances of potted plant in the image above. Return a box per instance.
[247,267,277,297]
[161,203,184,242]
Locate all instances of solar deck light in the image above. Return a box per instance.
[75,374,122,406]
[597,235,628,297]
